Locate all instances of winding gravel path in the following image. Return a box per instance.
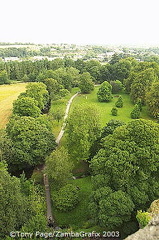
[44,92,79,227]
[56,92,79,144]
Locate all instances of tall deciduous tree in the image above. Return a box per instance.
[5,116,56,170]
[13,97,41,118]
[45,147,73,188]
[0,162,31,238]
[146,82,159,118]
[66,105,100,162]
[79,72,94,93]
[25,82,49,110]
[97,81,113,102]
[0,70,9,84]
[130,68,158,104]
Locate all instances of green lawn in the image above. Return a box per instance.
[69,86,153,127]
[51,177,92,229]
[50,87,79,137]
[51,86,154,140]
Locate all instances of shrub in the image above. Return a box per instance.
[115,95,123,108]
[53,184,80,212]
[111,107,118,116]
[130,104,140,119]
[136,210,152,228]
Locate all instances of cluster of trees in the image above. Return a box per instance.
[0,69,71,238]
[0,70,9,84]
[97,82,124,116]
[89,119,159,234]
[0,58,66,82]
[0,162,49,239]
[45,147,79,213]
[1,82,57,172]
[0,55,158,119]
[95,59,159,119]
[44,104,101,215]
[65,101,159,234]
[0,46,62,58]
[0,57,134,84]
[124,62,159,118]
[0,47,38,58]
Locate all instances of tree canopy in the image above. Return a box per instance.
[0,70,9,84]
[25,82,49,110]
[130,68,158,104]
[79,72,94,93]
[66,105,100,162]
[0,162,47,238]
[5,116,56,170]
[13,97,41,118]
[45,147,73,188]
[90,119,159,228]
[97,81,113,102]
[146,81,159,118]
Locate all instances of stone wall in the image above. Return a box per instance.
[124,215,159,240]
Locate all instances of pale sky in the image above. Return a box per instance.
[1,0,159,46]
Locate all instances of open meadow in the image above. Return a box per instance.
[0,83,27,129]
[69,86,153,127]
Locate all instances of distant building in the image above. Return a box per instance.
[4,57,20,62]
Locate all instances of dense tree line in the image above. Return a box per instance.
[0,80,59,238]
[0,47,38,58]
[0,55,158,117]
[0,81,57,172]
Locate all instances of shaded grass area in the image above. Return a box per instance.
[69,87,153,127]
[51,177,93,229]
[0,83,27,129]
[72,160,89,177]
[50,87,79,138]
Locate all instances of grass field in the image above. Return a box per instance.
[52,177,92,229]
[69,86,153,127]
[0,83,27,129]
